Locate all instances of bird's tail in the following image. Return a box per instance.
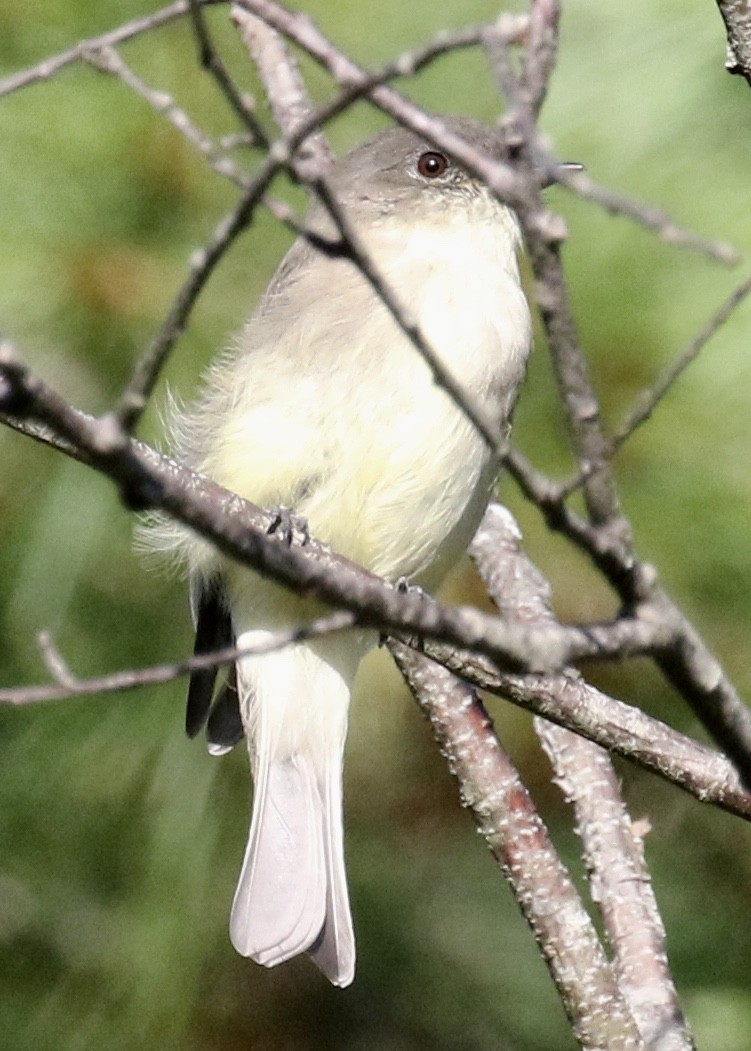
[229,630,355,987]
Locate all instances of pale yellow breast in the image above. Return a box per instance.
[190,206,531,597]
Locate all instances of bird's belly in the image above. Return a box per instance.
[297,395,491,585]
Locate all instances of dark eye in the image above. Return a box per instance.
[416,151,450,179]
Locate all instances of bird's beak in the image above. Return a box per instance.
[543,161,585,187]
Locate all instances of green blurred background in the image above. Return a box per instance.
[1,1,751,1048]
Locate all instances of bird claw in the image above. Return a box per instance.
[379,577,426,646]
[267,506,310,546]
[396,576,427,599]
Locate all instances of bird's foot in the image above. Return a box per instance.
[267,506,310,546]
[379,577,427,646]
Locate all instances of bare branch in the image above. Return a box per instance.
[0,0,218,99]
[559,168,740,265]
[465,506,751,820]
[714,0,751,85]
[389,644,644,1051]
[611,272,751,451]
[538,726,695,1050]
[1,612,353,707]
[5,382,747,822]
[3,1,733,268]
[436,646,751,822]
[483,1,560,119]
[310,177,506,452]
[36,631,77,689]
[469,503,693,1048]
[231,4,332,169]
[113,156,277,430]
[293,19,513,144]
[526,197,633,537]
[505,445,751,784]
[1,462,741,826]
[233,0,524,201]
[5,413,745,823]
[228,3,738,268]
[521,0,561,117]
[482,31,751,776]
[82,44,250,188]
[187,0,268,145]
[485,32,636,570]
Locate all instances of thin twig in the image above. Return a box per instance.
[494,33,632,546]
[83,44,250,188]
[311,178,505,452]
[113,155,278,431]
[187,0,267,145]
[506,437,751,785]
[2,0,735,268]
[520,0,561,117]
[611,272,751,452]
[559,168,740,265]
[36,631,77,689]
[482,22,751,781]
[272,18,514,160]
[541,259,751,484]
[0,0,223,99]
[2,612,353,706]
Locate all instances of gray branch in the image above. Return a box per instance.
[390,644,644,1051]
[471,503,694,1049]
[714,0,751,84]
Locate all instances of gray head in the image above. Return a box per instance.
[324,116,510,220]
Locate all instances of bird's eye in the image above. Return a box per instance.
[416,151,450,179]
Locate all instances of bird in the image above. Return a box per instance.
[145,115,532,987]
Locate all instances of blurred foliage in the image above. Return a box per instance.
[1,1,751,1049]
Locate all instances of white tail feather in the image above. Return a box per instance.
[307,757,355,985]
[229,630,356,986]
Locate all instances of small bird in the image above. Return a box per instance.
[148,116,532,987]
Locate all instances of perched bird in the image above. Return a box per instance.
[148,116,532,987]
